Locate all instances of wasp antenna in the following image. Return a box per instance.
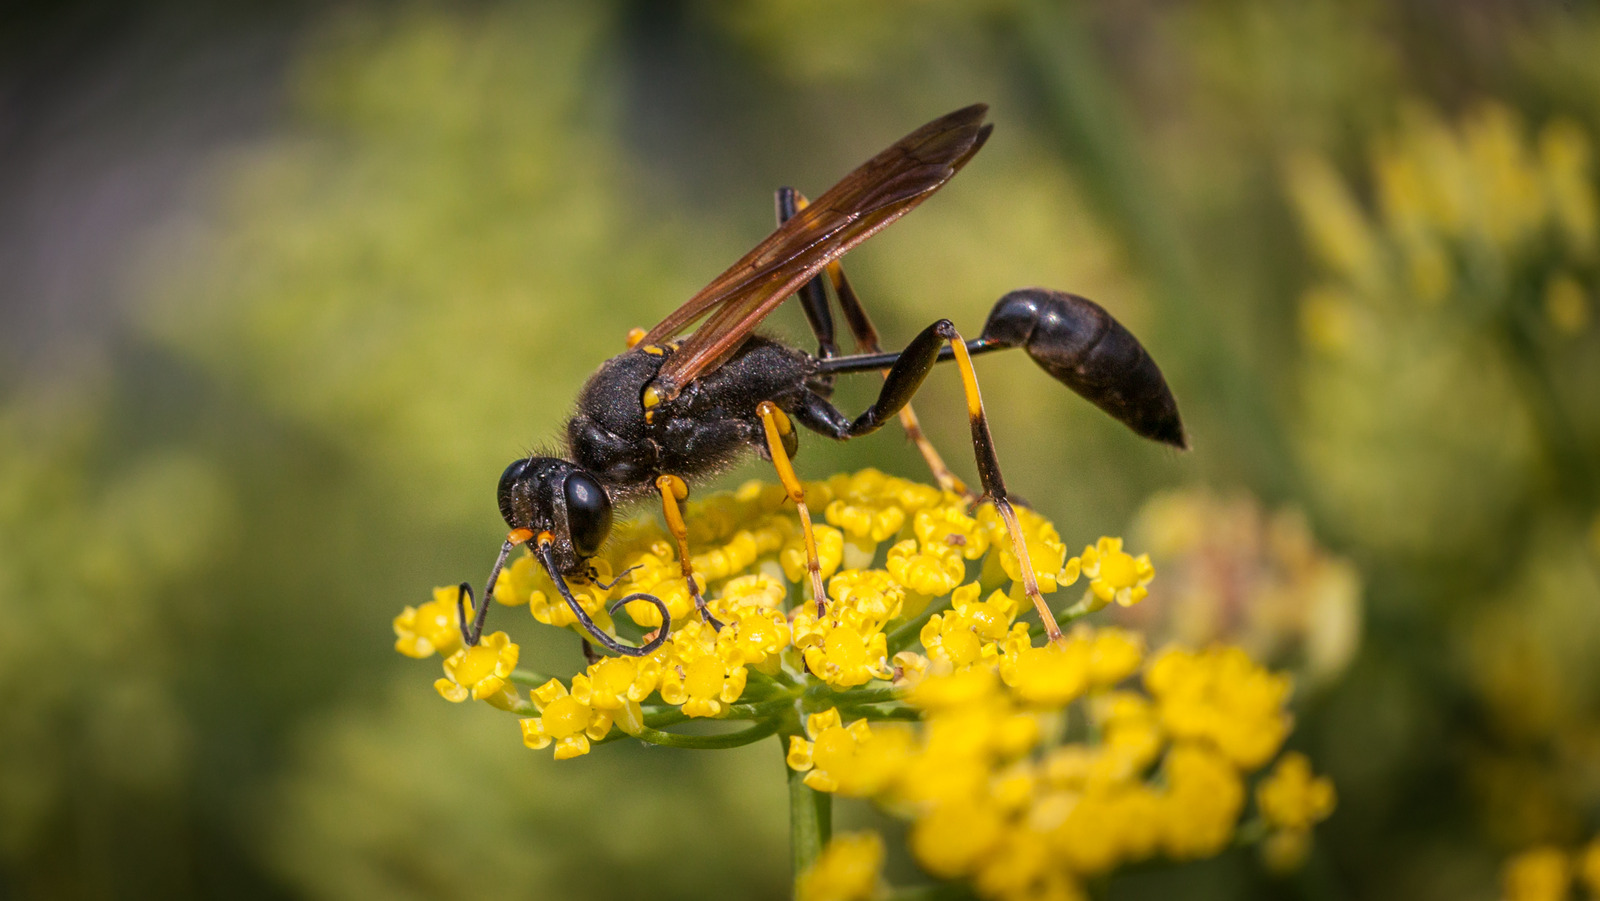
[459,535,523,647]
[534,541,669,657]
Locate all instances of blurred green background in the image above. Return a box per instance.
[3,1,1598,898]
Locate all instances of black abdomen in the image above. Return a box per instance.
[981,288,1186,448]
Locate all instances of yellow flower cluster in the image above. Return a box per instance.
[1255,751,1338,871]
[1286,100,1597,351]
[398,470,1334,896]
[1500,840,1600,901]
[793,637,1328,901]
[398,470,1141,752]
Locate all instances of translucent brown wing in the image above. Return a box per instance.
[642,104,993,399]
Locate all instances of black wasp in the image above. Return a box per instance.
[456,104,1184,658]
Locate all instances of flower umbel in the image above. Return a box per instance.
[397,470,1329,898]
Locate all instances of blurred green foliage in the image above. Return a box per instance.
[3,1,1599,899]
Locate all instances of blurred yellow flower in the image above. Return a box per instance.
[1544,274,1590,335]
[393,586,463,659]
[797,832,885,901]
[1146,646,1293,769]
[1502,847,1570,901]
[1257,751,1337,830]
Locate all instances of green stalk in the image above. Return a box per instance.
[509,667,558,687]
[1009,0,1303,499]
[785,734,832,889]
[1496,305,1597,509]
[631,721,777,750]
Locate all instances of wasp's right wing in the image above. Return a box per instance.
[640,104,992,399]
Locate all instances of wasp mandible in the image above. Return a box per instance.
[455,104,1185,657]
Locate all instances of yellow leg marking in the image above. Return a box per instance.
[757,401,827,616]
[993,499,1063,643]
[656,474,717,626]
[949,337,986,419]
[947,334,1064,644]
[625,327,647,349]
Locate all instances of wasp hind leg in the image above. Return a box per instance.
[777,187,969,498]
[942,327,1067,643]
[655,474,724,630]
[790,319,1067,643]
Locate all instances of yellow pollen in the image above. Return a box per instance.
[826,627,869,670]
[455,645,500,685]
[683,656,725,699]
[592,659,635,696]
[1100,551,1139,587]
[812,728,857,770]
[542,696,589,738]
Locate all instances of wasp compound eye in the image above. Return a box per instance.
[563,470,613,557]
[497,458,535,526]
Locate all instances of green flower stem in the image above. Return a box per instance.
[631,720,778,750]
[508,667,558,687]
[808,684,903,707]
[746,668,799,697]
[1053,593,1103,627]
[784,734,832,887]
[1231,816,1269,848]
[886,598,955,655]
[1496,304,1597,508]
[641,707,690,728]
[840,704,922,721]
[833,698,916,716]
[885,884,977,901]
[723,694,804,720]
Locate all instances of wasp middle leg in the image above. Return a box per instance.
[777,187,970,497]
[655,474,723,630]
[756,401,828,616]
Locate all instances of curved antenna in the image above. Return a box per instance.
[534,540,670,657]
[457,534,522,647]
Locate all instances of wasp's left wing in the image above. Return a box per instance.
[642,104,992,400]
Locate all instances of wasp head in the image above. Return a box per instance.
[497,457,614,575]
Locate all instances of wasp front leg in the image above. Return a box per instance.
[655,474,723,630]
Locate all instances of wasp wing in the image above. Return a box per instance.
[642,104,992,398]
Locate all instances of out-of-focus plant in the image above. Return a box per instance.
[397,470,1336,898]
[1118,489,1363,689]
[1287,100,1597,553]
[0,382,233,894]
[1286,99,1600,862]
